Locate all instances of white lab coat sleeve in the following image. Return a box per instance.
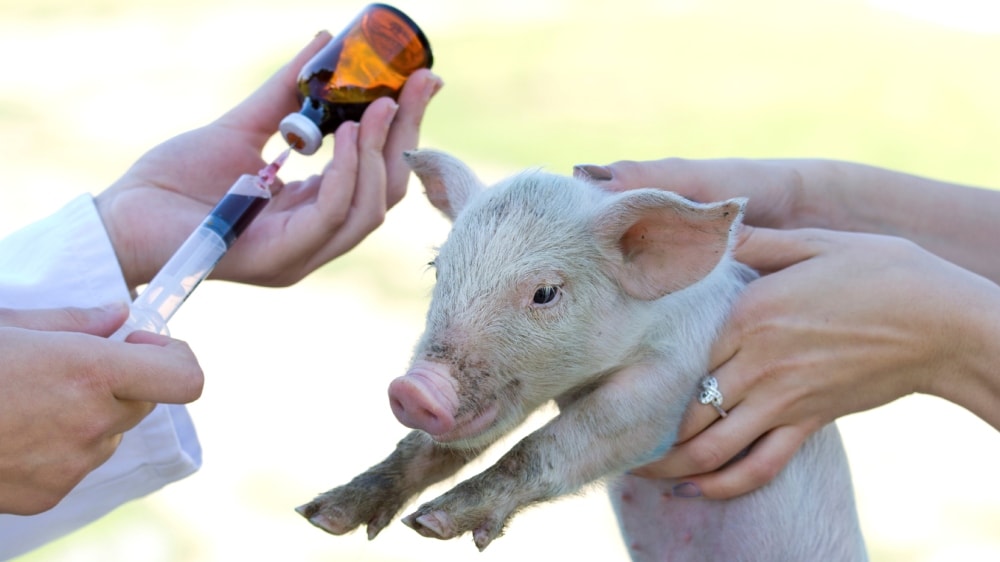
[0,195,202,560]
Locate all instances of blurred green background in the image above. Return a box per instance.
[2,0,999,560]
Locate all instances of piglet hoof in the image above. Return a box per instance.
[403,510,457,539]
[472,518,505,551]
[403,508,505,551]
[295,492,398,540]
[296,503,354,535]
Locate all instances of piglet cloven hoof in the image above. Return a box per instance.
[296,504,351,536]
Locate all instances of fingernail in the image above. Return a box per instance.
[672,482,702,498]
[99,301,128,314]
[573,164,613,182]
[384,101,399,131]
[337,120,360,142]
[425,75,444,101]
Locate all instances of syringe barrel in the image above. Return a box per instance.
[109,225,228,341]
[108,161,280,342]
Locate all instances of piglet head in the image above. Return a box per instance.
[388,149,743,448]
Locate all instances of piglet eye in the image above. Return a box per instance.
[532,285,560,306]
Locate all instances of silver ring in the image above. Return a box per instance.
[698,376,728,418]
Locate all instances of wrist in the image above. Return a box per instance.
[923,276,1000,431]
[781,159,854,231]
[94,189,140,291]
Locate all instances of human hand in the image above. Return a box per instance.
[0,304,203,514]
[629,225,1000,498]
[97,31,444,289]
[573,158,812,229]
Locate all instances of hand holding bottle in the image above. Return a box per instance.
[95,31,443,291]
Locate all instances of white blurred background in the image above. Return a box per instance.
[2,0,998,560]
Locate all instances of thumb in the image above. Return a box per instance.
[106,336,205,404]
[0,302,129,336]
[574,158,688,194]
[574,157,740,204]
[216,31,332,135]
[733,226,828,274]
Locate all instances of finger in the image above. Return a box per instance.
[123,329,177,346]
[103,337,205,404]
[301,98,399,268]
[217,31,333,134]
[669,304,756,442]
[732,226,829,274]
[350,96,399,221]
[673,425,809,500]
[577,158,688,193]
[260,175,321,218]
[672,363,744,444]
[310,121,363,238]
[383,69,444,206]
[0,303,128,335]
[576,158,734,201]
[633,387,775,479]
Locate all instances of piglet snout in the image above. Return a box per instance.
[388,361,460,436]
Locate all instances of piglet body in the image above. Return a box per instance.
[297,150,867,560]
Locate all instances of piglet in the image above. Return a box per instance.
[296,149,867,560]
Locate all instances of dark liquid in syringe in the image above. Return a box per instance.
[204,193,269,246]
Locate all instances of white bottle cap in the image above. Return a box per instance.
[279,113,323,155]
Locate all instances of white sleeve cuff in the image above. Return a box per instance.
[0,193,129,308]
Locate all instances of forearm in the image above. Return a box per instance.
[785,160,1000,283]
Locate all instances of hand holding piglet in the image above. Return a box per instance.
[579,158,1000,499]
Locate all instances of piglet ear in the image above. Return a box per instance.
[595,190,744,300]
[404,149,485,221]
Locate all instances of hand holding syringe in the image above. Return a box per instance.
[110,149,291,341]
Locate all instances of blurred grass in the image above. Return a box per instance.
[2,0,999,561]
[424,0,1000,179]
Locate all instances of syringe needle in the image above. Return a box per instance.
[257,147,292,188]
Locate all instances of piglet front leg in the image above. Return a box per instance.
[297,430,476,539]
[403,364,686,551]
[402,440,546,550]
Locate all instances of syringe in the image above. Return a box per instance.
[110,148,291,341]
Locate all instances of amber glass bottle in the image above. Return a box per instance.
[279,4,433,155]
